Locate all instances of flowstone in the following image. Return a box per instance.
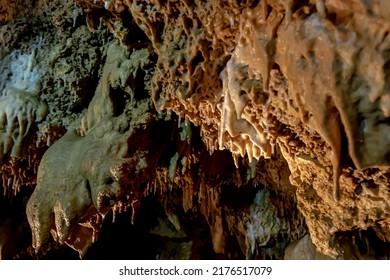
[26,116,129,252]
[26,41,155,256]
[0,51,47,160]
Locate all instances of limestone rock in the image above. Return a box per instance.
[0,0,388,260]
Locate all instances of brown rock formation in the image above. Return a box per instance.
[0,0,389,259]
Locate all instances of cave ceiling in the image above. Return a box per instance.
[0,0,389,260]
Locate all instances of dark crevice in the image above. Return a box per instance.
[334,228,390,259]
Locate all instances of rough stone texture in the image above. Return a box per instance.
[0,0,389,259]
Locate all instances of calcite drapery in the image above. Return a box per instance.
[0,49,48,196]
[0,87,47,159]
[0,50,47,160]
[26,116,129,251]
[0,0,389,259]
[86,0,390,258]
[26,41,152,255]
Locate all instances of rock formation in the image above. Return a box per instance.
[0,0,389,259]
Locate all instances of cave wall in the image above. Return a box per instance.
[0,0,389,259]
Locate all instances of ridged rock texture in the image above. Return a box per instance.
[0,0,389,259]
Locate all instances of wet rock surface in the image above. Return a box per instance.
[0,0,389,259]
